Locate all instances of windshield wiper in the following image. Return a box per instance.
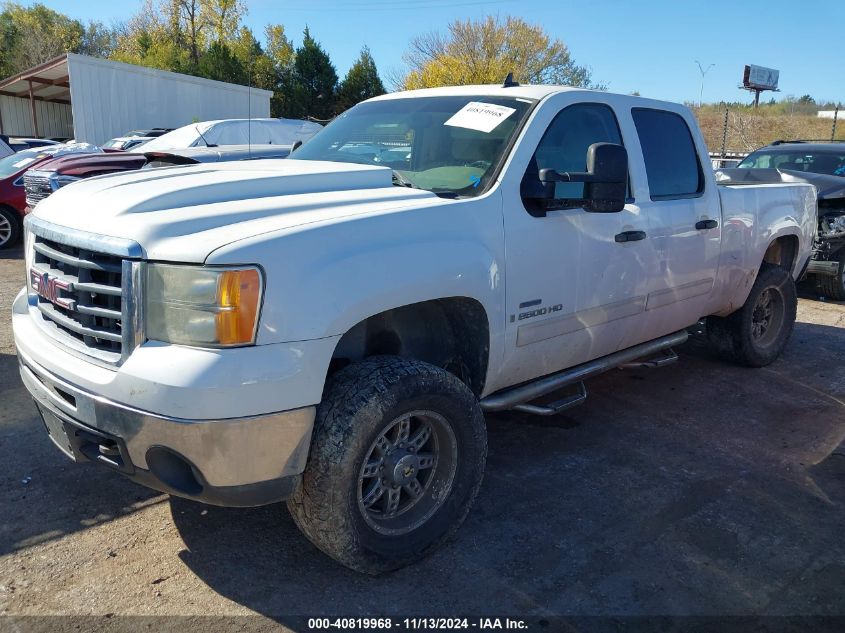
[195,125,217,148]
[392,170,419,189]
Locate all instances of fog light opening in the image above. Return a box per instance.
[146,447,203,496]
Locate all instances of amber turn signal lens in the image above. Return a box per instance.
[215,269,262,345]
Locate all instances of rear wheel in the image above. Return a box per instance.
[0,207,22,250]
[288,356,487,574]
[815,252,845,301]
[706,264,797,367]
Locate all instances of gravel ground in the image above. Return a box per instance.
[1,244,844,628]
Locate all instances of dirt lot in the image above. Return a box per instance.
[1,243,844,628]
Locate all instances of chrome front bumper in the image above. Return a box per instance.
[18,351,315,507]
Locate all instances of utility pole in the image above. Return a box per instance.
[695,60,715,107]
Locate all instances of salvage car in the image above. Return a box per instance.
[719,140,845,299]
[142,144,293,167]
[24,151,147,208]
[0,143,101,248]
[123,127,172,139]
[0,150,33,248]
[8,137,61,152]
[13,85,816,574]
[24,118,322,207]
[102,136,154,152]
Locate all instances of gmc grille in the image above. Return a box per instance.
[29,234,127,362]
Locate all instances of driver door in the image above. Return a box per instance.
[495,100,653,389]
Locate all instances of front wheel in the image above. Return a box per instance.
[288,356,487,574]
[0,206,22,250]
[706,263,797,367]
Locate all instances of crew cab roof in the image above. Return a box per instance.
[369,84,587,102]
[367,83,693,115]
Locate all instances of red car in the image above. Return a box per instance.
[0,148,55,249]
[0,145,104,249]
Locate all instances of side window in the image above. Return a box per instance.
[521,103,624,203]
[632,108,703,199]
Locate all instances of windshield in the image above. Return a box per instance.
[0,147,44,179]
[289,96,535,196]
[738,149,845,176]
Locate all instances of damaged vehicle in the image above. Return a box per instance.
[718,141,845,299]
[0,143,101,248]
[14,85,817,574]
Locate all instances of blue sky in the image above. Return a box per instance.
[27,0,845,104]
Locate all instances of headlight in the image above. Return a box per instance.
[50,174,81,190]
[145,264,263,347]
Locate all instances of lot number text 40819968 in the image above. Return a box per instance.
[307,618,528,630]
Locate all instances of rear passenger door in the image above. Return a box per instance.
[631,108,721,337]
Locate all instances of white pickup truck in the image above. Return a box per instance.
[13,84,816,574]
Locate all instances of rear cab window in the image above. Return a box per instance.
[632,108,703,200]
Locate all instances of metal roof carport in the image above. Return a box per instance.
[0,53,272,144]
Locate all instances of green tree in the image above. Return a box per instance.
[229,26,275,91]
[285,27,337,120]
[0,2,115,77]
[400,15,600,90]
[112,0,192,73]
[200,0,245,43]
[197,40,244,83]
[264,24,294,70]
[177,0,205,68]
[264,24,295,117]
[335,45,385,113]
[112,0,252,82]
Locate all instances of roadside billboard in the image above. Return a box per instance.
[742,65,779,91]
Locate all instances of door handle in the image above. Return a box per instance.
[614,230,647,243]
[695,219,718,230]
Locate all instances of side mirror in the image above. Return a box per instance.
[583,143,628,212]
[533,142,628,213]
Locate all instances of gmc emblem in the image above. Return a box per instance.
[30,268,74,310]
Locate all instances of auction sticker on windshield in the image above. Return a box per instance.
[445,102,517,133]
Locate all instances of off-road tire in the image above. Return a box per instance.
[0,206,21,250]
[814,253,845,301]
[706,263,797,367]
[288,356,487,575]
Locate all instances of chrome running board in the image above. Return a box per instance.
[479,330,689,415]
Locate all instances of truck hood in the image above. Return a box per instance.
[31,159,440,261]
[35,151,147,176]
